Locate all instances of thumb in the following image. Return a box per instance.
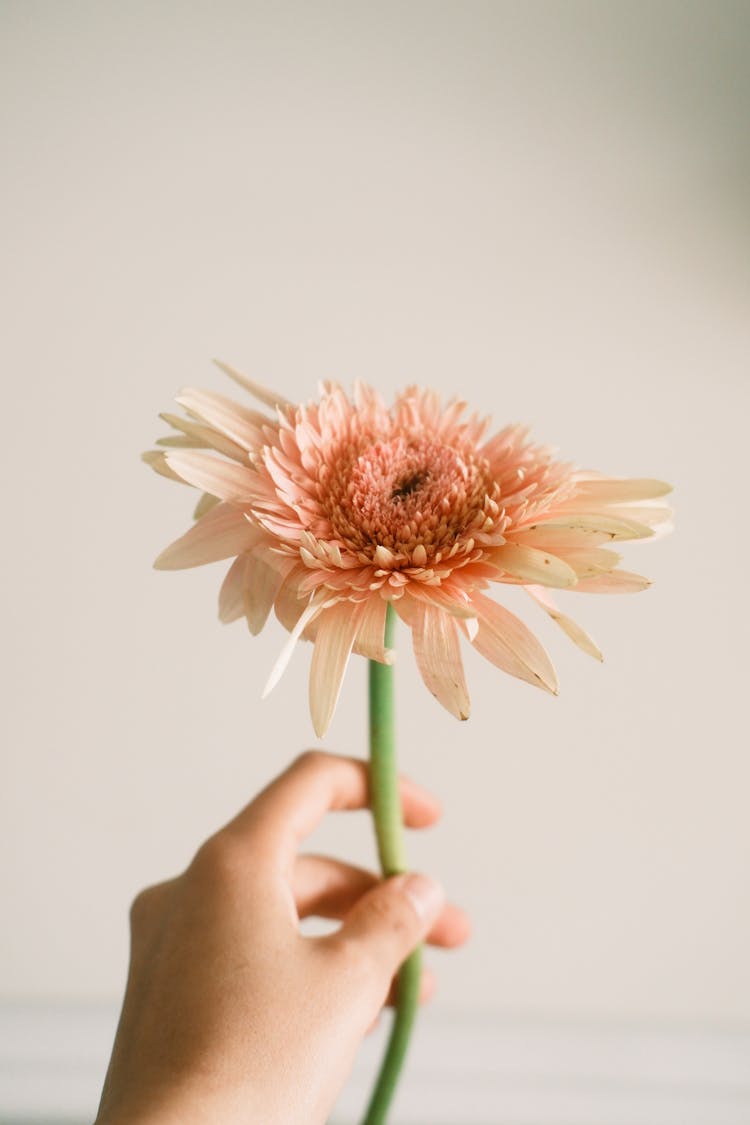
[336,873,445,988]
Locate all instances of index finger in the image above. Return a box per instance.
[221,750,442,874]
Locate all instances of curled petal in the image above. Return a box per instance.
[373,545,397,569]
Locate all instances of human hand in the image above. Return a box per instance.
[95,750,470,1125]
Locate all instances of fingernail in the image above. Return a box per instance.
[401,873,445,922]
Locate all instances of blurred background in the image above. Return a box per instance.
[1,2,748,1122]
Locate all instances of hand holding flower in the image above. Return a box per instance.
[95,751,469,1125]
[144,364,671,1122]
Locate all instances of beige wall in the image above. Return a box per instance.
[2,1,748,1024]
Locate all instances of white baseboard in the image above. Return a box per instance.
[1,1002,749,1124]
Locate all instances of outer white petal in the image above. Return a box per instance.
[412,602,470,721]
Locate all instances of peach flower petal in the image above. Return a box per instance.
[157,411,249,462]
[526,585,603,662]
[219,554,250,623]
[571,570,652,593]
[165,450,257,503]
[154,502,259,569]
[566,477,672,504]
[469,591,558,695]
[489,543,578,588]
[310,602,366,737]
[353,596,394,665]
[411,602,470,721]
[176,388,268,452]
[244,550,297,635]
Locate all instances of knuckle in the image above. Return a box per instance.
[294,748,328,773]
[129,885,159,931]
[368,889,414,939]
[189,831,242,883]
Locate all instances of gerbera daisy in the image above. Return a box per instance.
[144,363,671,736]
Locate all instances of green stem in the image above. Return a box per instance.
[362,603,421,1125]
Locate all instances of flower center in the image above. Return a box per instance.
[391,471,428,501]
[322,434,494,563]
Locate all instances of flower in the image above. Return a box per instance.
[144,363,672,736]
